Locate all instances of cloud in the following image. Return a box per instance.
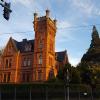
[71,0,93,15]
[12,0,52,12]
[56,32,76,43]
[70,0,100,17]
[56,20,77,42]
[12,0,33,7]
[57,20,71,29]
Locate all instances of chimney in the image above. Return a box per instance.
[23,39,27,42]
[34,12,38,21]
[54,19,57,26]
[46,9,50,18]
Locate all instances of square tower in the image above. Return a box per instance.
[33,10,57,81]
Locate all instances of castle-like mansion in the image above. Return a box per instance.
[0,10,68,83]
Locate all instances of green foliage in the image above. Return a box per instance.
[56,63,71,82]
[47,75,57,83]
[70,67,81,84]
[56,63,81,84]
[77,62,100,86]
[77,62,92,84]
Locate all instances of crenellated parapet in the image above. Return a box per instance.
[33,10,57,34]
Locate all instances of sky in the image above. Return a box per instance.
[0,0,100,66]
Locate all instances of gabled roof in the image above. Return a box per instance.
[3,37,34,53]
[56,50,68,62]
[13,39,34,53]
[2,37,18,55]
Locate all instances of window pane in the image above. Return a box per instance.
[22,73,30,82]
[7,72,11,82]
[39,55,42,64]
[26,73,30,82]
[9,59,12,68]
[23,58,27,66]
[5,59,8,68]
[28,60,31,66]
[22,73,25,82]
[38,71,42,80]
[3,74,6,82]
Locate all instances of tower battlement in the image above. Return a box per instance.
[33,10,57,32]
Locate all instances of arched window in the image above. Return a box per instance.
[39,54,42,64]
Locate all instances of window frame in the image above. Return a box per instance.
[38,54,42,64]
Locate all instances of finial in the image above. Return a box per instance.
[46,9,50,18]
[54,19,57,25]
[34,12,38,20]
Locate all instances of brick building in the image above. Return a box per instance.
[0,10,68,83]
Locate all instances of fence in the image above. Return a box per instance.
[0,83,100,100]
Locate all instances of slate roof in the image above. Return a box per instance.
[56,51,67,62]
[13,39,34,53]
[12,38,67,62]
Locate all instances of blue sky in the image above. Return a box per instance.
[0,0,100,66]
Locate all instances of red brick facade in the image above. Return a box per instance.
[0,10,69,83]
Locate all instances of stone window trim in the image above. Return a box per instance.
[37,70,42,81]
[25,44,32,52]
[38,39,43,49]
[2,72,11,83]
[23,57,31,67]
[38,54,42,64]
[21,72,31,82]
[5,58,12,68]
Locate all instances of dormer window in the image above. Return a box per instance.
[28,59,31,66]
[28,45,32,51]
[25,44,32,51]
[23,58,27,66]
[23,58,31,67]
[25,45,28,51]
